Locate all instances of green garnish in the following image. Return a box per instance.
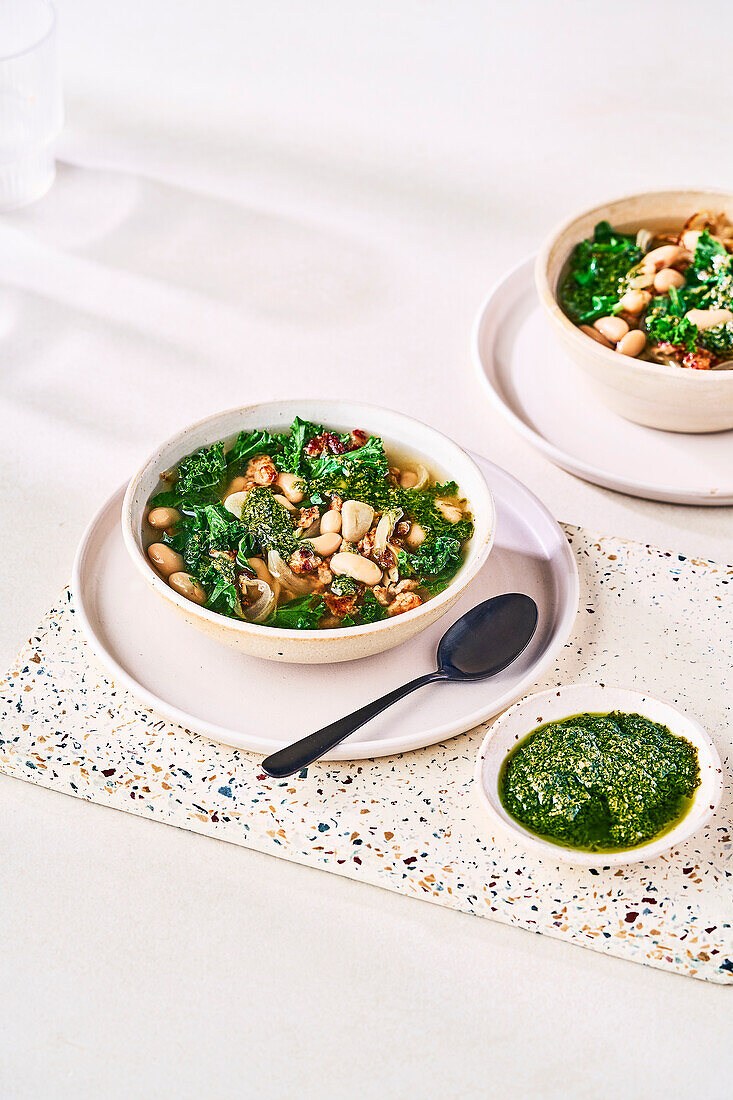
[241,486,298,557]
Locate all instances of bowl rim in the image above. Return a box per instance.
[535,186,733,383]
[121,398,497,641]
[474,682,724,867]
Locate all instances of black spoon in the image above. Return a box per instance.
[261,592,539,779]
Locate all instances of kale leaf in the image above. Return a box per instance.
[226,429,281,469]
[356,590,388,624]
[307,434,388,480]
[268,594,325,629]
[700,321,733,356]
[198,552,242,617]
[644,291,700,351]
[558,221,642,325]
[690,229,728,283]
[398,536,462,592]
[176,442,227,496]
[400,486,473,544]
[279,416,323,475]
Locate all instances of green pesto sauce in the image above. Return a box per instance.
[499,711,700,853]
[241,485,299,556]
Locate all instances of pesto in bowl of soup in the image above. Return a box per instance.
[124,402,494,663]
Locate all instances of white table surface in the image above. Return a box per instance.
[1,2,732,1096]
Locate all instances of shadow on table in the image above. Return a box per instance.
[4,161,387,328]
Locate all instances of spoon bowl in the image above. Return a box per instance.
[437,593,539,679]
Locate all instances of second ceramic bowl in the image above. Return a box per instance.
[475,683,723,866]
[535,188,733,433]
[121,400,496,664]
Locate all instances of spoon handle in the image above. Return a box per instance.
[261,670,445,778]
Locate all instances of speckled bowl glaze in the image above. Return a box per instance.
[475,684,723,867]
[536,189,733,433]
[122,400,496,664]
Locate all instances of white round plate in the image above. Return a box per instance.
[72,455,578,760]
[473,257,733,506]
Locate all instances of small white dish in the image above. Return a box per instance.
[475,684,723,866]
[122,400,496,664]
[73,454,579,760]
[473,257,733,505]
[535,188,733,433]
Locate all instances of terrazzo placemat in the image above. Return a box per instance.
[1,526,731,983]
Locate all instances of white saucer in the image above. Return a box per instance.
[72,455,578,760]
[473,258,733,506]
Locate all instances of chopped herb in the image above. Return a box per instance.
[330,575,360,598]
[241,486,298,556]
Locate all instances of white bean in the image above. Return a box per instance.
[593,316,629,343]
[616,330,646,357]
[148,506,180,529]
[434,500,463,524]
[273,493,296,512]
[247,557,275,586]
[653,268,686,293]
[169,571,207,604]
[308,532,342,556]
[685,308,733,330]
[405,522,427,549]
[400,470,418,488]
[223,491,248,518]
[148,543,184,578]
[644,244,683,270]
[341,500,375,542]
[276,471,305,503]
[320,509,342,534]
[330,552,382,586]
[628,267,656,290]
[618,289,651,315]
[580,324,612,348]
[682,230,702,253]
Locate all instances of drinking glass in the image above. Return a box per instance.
[0,0,62,209]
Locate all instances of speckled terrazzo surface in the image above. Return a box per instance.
[0,526,731,982]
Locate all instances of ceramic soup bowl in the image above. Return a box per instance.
[122,400,496,664]
[536,189,733,433]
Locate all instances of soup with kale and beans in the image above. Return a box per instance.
[559,210,733,369]
[144,418,474,629]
